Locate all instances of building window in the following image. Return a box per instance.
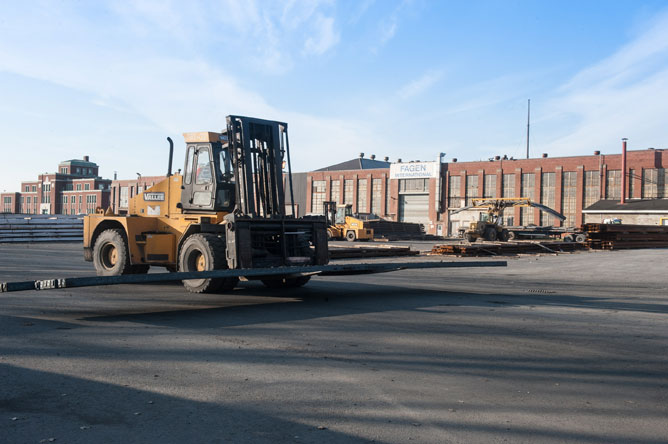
[60,167,67,174]
[26,196,31,204]
[76,184,81,191]
[371,178,382,216]
[25,185,29,192]
[344,179,354,205]
[540,172,556,226]
[642,168,667,199]
[502,174,515,198]
[465,175,478,206]
[483,174,496,198]
[520,173,535,225]
[84,183,90,191]
[70,195,75,203]
[399,178,428,193]
[448,175,461,208]
[501,174,515,224]
[120,187,129,208]
[584,170,600,208]
[561,171,577,227]
[357,179,368,213]
[629,169,636,199]
[606,170,621,200]
[330,180,340,204]
[32,185,36,192]
[311,180,326,214]
[42,183,51,192]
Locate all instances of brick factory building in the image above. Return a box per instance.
[1,156,111,215]
[306,147,668,236]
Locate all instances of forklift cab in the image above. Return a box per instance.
[336,204,353,224]
[180,132,236,213]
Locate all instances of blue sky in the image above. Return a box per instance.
[2,0,668,192]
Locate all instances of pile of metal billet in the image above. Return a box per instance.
[0,214,83,243]
[430,241,586,257]
[329,245,419,259]
[583,223,668,250]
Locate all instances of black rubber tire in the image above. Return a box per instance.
[507,231,516,240]
[563,234,574,243]
[346,231,356,242]
[261,275,311,289]
[129,264,150,274]
[93,228,131,276]
[178,233,238,293]
[498,229,509,242]
[484,228,497,242]
[465,233,476,242]
[574,233,587,243]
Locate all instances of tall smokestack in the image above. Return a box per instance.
[621,138,627,204]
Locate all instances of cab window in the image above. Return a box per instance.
[195,148,212,185]
[184,146,195,185]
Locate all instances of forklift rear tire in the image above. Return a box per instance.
[129,264,150,274]
[465,233,476,242]
[179,233,238,293]
[93,228,132,276]
[498,229,509,242]
[346,231,356,242]
[261,275,311,289]
[484,228,497,241]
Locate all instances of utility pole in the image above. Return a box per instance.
[526,99,531,159]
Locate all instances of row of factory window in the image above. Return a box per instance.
[448,168,668,227]
[311,178,391,216]
[59,167,95,175]
[22,183,107,192]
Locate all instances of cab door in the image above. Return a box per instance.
[181,144,215,212]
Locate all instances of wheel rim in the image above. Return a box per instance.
[184,248,208,287]
[196,253,206,271]
[100,243,117,269]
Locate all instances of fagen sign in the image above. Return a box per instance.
[389,161,440,179]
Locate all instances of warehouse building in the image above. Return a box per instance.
[306,147,668,236]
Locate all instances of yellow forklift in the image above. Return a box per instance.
[323,201,374,241]
[83,116,328,292]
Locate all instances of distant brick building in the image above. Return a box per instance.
[306,148,668,236]
[1,156,111,215]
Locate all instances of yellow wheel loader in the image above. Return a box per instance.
[83,116,328,292]
[323,201,374,242]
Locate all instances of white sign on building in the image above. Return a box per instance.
[389,161,440,179]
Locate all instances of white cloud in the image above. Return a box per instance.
[397,70,444,99]
[303,14,340,55]
[540,10,668,154]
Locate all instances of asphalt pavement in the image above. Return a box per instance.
[1,243,667,443]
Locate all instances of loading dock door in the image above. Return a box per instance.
[398,194,430,226]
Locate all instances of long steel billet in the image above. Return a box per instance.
[0,260,506,293]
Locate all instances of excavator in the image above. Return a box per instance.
[323,201,374,241]
[83,116,328,292]
[451,197,567,242]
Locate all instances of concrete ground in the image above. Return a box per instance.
[1,243,667,444]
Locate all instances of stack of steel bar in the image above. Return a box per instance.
[329,245,419,259]
[363,219,441,241]
[583,223,668,250]
[0,214,83,243]
[430,241,586,257]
